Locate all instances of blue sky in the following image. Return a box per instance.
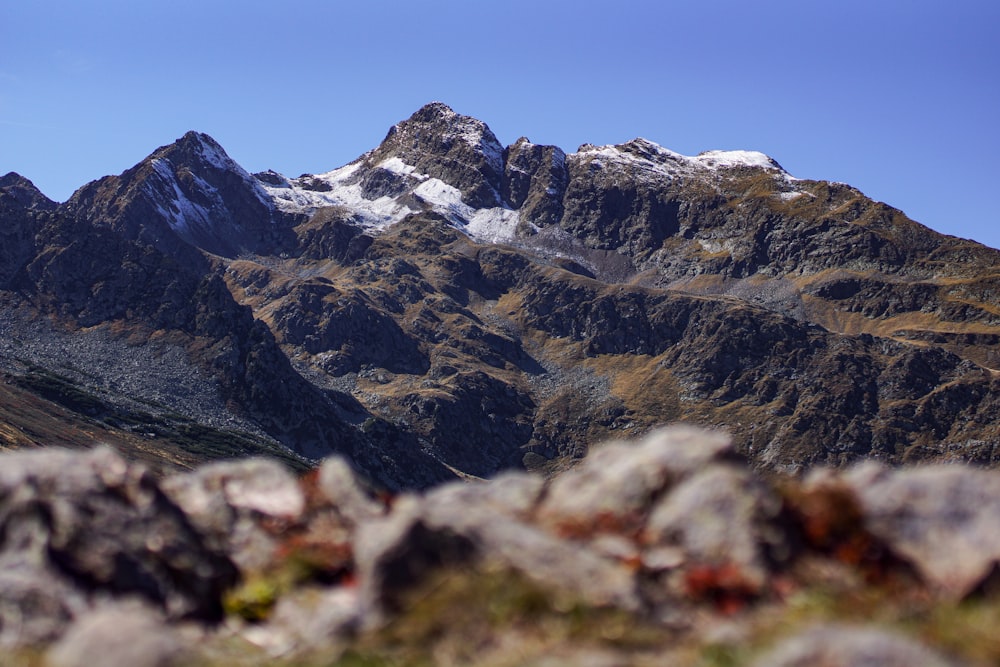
[3,1,999,249]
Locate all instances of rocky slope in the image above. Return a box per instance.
[2,102,1000,485]
[4,427,1000,666]
[0,171,453,489]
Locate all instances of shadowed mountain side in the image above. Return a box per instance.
[0,194,453,489]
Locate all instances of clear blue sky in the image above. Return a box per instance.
[3,1,998,249]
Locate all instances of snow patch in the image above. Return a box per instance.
[467,207,522,243]
[575,139,792,178]
[189,133,276,210]
[378,156,426,178]
[259,157,519,243]
[412,177,521,242]
[147,158,213,234]
[694,150,782,171]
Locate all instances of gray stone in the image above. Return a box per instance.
[247,586,362,656]
[644,464,785,588]
[539,425,734,535]
[0,561,85,648]
[751,625,962,667]
[162,457,305,573]
[315,456,386,525]
[423,470,545,520]
[844,462,1000,597]
[46,602,188,667]
[354,483,640,623]
[0,447,235,622]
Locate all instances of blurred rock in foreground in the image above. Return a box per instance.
[0,426,996,665]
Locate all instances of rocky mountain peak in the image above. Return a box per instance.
[405,100,461,123]
[0,171,57,211]
[160,130,247,176]
[66,131,286,258]
[260,103,526,240]
[371,102,506,208]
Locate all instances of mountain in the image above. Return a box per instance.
[2,103,999,487]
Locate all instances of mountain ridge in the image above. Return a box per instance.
[2,102,999,487]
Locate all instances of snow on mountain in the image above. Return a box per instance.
[141,132,276,238]
[257,126,791,247]
[576,138,791,179]
[180,132,275,208]
[259,155,522,243]
[693,149,785,171]
[146,157,214,235]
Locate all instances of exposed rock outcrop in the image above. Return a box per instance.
[368,102,506,209]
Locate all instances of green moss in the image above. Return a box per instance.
[347,565,664,666]
[902,596,1000,664]
[223,576,283,622]
[697,643,746,667]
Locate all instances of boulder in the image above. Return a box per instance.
[0,447,236,629]
[422,470,545,520]
[354,480,640,622]
[162,457,305,574]
[0,561,85,647]
[751,625,962,667]
[247,586,362,656]
[538,425,735,536]
[643,463,787,590]
[46,602,188,667]
[314,456,386,526]
[843,462,1000,598]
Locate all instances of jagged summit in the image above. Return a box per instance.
[65,129,285,258]
[259,104,798,247]
[157,130,249,176]
[1,171,35,188]
[384,102,503,161]
[260,104,524,242]
[372,102,506,208]
[0,171,57,210]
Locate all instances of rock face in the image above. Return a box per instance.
[3,103,1000,487]
[368,102,506,209]
[0,175,43,289]
[65,131,289,258]
[0,446,236,646]
[0,428,995,665]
